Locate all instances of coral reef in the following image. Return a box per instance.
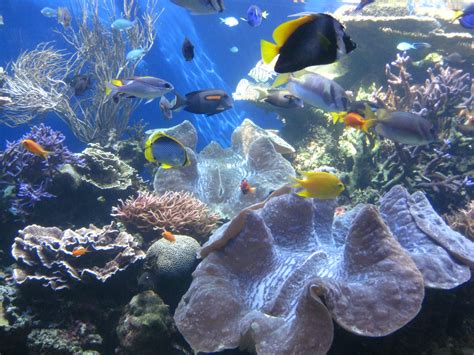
[446,201,474,241]
[112,191,219,244]
[116,290,176,355]
[0,0,161,143]
[175,185,473,354]
[0,124,84,220]
[12,223,145,290]
[27,323,103,354]
[153,119,296,219]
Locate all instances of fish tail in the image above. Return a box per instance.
[219,17,225,23]
[249,187,257,194]
[42,150,51,159]
[362,119,376,133]
[331,112,346,124]
[105,80,121,96]
[289,175,302,188]
[451,10,464,22]
[363,104,376,121]
[172,91,188,111]
[262,11,269,19]
[271,73,290,88]
[261,40,279,64]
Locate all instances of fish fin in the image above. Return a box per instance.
[375,108,389,121]
[451,10,464,22]
[160,163,173,169]
[42,150,51,159]
[240,17,247,22]
[362,119,376,133]
[316,33,332,50]
[144,131,165,163]
[261,40,280,64]
[289,175,302,188]
[144,98,154,104]
[172,92,188,110]
[331,112,346,124]
[273,15,314,46]
[110,79,123,87]
[296,190,312,198]
[262,11,269,19]
[363,104,376,121]
[219,17,225,23]
[271,73,290,88]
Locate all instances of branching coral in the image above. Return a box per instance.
[0,124,84,219]
[0,0,161,143]
[11,223,145,291]
[112,191,219,243]
[446,201,474,240]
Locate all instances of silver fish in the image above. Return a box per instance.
[159,96,178,120]
[248,60,276,83]
[286,73,349,112]
[106,76,174,103]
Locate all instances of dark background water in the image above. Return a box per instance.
[0,0,340,152]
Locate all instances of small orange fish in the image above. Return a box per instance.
[240,179,256,195]
[342,112,376,133]
[162,230,176,242]
[21,139,50,159]
[72,246,89,257]
[335,206,346,216]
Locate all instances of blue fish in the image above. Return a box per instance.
[244,5,268,27]
[453,3,474,29]
[111,18,136,31]
[126,48,146,62]
[397,42,431,51]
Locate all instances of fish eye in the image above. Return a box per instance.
[164,83,172,89]
[338,183,344,188]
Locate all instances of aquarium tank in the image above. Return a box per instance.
[0,0,473,354]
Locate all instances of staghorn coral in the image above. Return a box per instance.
[11,223,145,291]
[0,124,84,219]
[175,185,473,354]
[446,201,474,240]
[153,119,296,219]
[112,191,219,243]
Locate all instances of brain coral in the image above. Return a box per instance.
[174,185,474,354]
[11,223,145,290]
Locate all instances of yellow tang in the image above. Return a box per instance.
[144,131,190,169]
[290,171,345,199]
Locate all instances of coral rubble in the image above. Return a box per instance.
[12,224,145,290]
[175,185,473,354]
[153,119,296,219]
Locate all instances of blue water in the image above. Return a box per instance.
[0,0,340,152]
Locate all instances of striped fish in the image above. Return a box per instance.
[248,60,277,84]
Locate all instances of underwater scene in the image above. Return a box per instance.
[0,0,473,354]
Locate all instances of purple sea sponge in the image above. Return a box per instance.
[0,124,84,219]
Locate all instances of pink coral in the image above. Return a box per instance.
[111,191,219,243]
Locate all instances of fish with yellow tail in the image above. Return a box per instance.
[331,101,377,133]
[290,171,345,199]
[261,13,356,73]
[144,131,190,169]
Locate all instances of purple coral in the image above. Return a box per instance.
[0,124,84,219]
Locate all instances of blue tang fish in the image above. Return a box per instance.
[454,3,474,29]
[396,42,431,51]
[244,5,268,27]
